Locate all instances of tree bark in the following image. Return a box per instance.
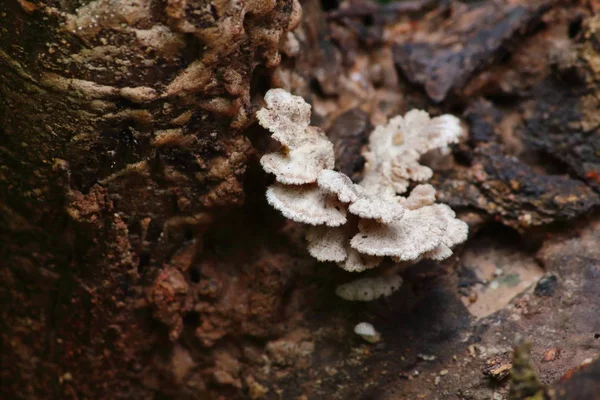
[0,0,298,398]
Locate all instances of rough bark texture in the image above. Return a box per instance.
[0,0,300,398]
[1,0,600,399]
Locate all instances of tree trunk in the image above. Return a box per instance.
[0,0,298,398]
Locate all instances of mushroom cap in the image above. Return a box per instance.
[358,172,398,198]
[354,322,378,336]
[421,204,468,261]
[401,184,437,210]
[362,110,462,194]
[350,206,447,261]
[261,131,335,184]
[256,88,311,149]
[434,204,469,247]
[363,115,404,175]
[306,225,348,262]
[338,248,382,273]
[354,322,381,343]
[397,110,463,154]
[305,223,383,272]
[417,113,463,152]
[391,155,433,182]
[444,218,469,247]
[424,244,454,261]
[348,195,405,224]
[305,224,383,271]
[335,275,403,301]
[266,183,347,227]
[317,170,359,203]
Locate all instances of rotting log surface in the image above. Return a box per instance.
[1,0,600,399]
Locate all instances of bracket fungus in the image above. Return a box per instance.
[316,170,359,204]
[257,89,334,185]
[347,195,405,224]
[306,226,348,262]
[266,183,347,226]
[258,89,468,299]
[350,206,447,261]
[362,110,462,194]
[400,184,436,210]
[335,275,403,301]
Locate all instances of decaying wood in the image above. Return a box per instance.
[392,0,556,102]
[1,0,600,399]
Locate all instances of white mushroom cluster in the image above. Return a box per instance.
[258,89,468,298]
